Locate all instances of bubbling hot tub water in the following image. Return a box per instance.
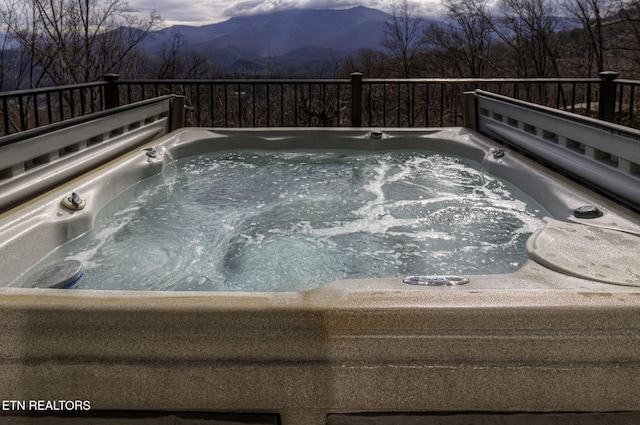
[18,150,547,291]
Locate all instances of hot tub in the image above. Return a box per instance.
[1,127,640,424]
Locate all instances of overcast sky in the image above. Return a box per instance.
[130,0,442,27]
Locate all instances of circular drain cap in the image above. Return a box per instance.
[33,260,85,289]
[403,276,469,286]
[574,205,602,219]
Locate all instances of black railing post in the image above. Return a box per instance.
[103,73,120,110]
[350,72,363,127]
[463,91,478,131]
[598,71,619,122]
[169,95,185,131]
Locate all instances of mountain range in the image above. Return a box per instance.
[2,6,582,78]
[142,6,395,75]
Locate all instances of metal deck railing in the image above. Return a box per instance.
[1,72,639,136]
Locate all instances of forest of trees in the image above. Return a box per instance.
[1,0,640,91]
[368,0,640,79]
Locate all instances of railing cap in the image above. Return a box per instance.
[103,74,120,82]
[599,71,619,82]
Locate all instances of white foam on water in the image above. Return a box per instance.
[14,150,549,291]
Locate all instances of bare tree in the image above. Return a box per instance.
[424,0,495,77]
[611,0,640,70]
[156,31,182,79]
[3,0,162,86]
[0,0,51,90]
[0,1,13,91]
[469,0,563,77]
[383,0,425,77]
[342,48,391,77]
[561,0,617,75]
[503,0,563,76]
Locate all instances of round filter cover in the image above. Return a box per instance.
[33,260,85,289]
[526,218,640,286]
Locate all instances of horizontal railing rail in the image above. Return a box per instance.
[1,72,639,136]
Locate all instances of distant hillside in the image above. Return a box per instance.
[142,6,393,74]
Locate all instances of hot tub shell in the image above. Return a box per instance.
[1,127,640,424]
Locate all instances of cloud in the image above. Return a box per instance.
[131,0,440,27]
[131,0,230,26]
[222,0,388,18]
